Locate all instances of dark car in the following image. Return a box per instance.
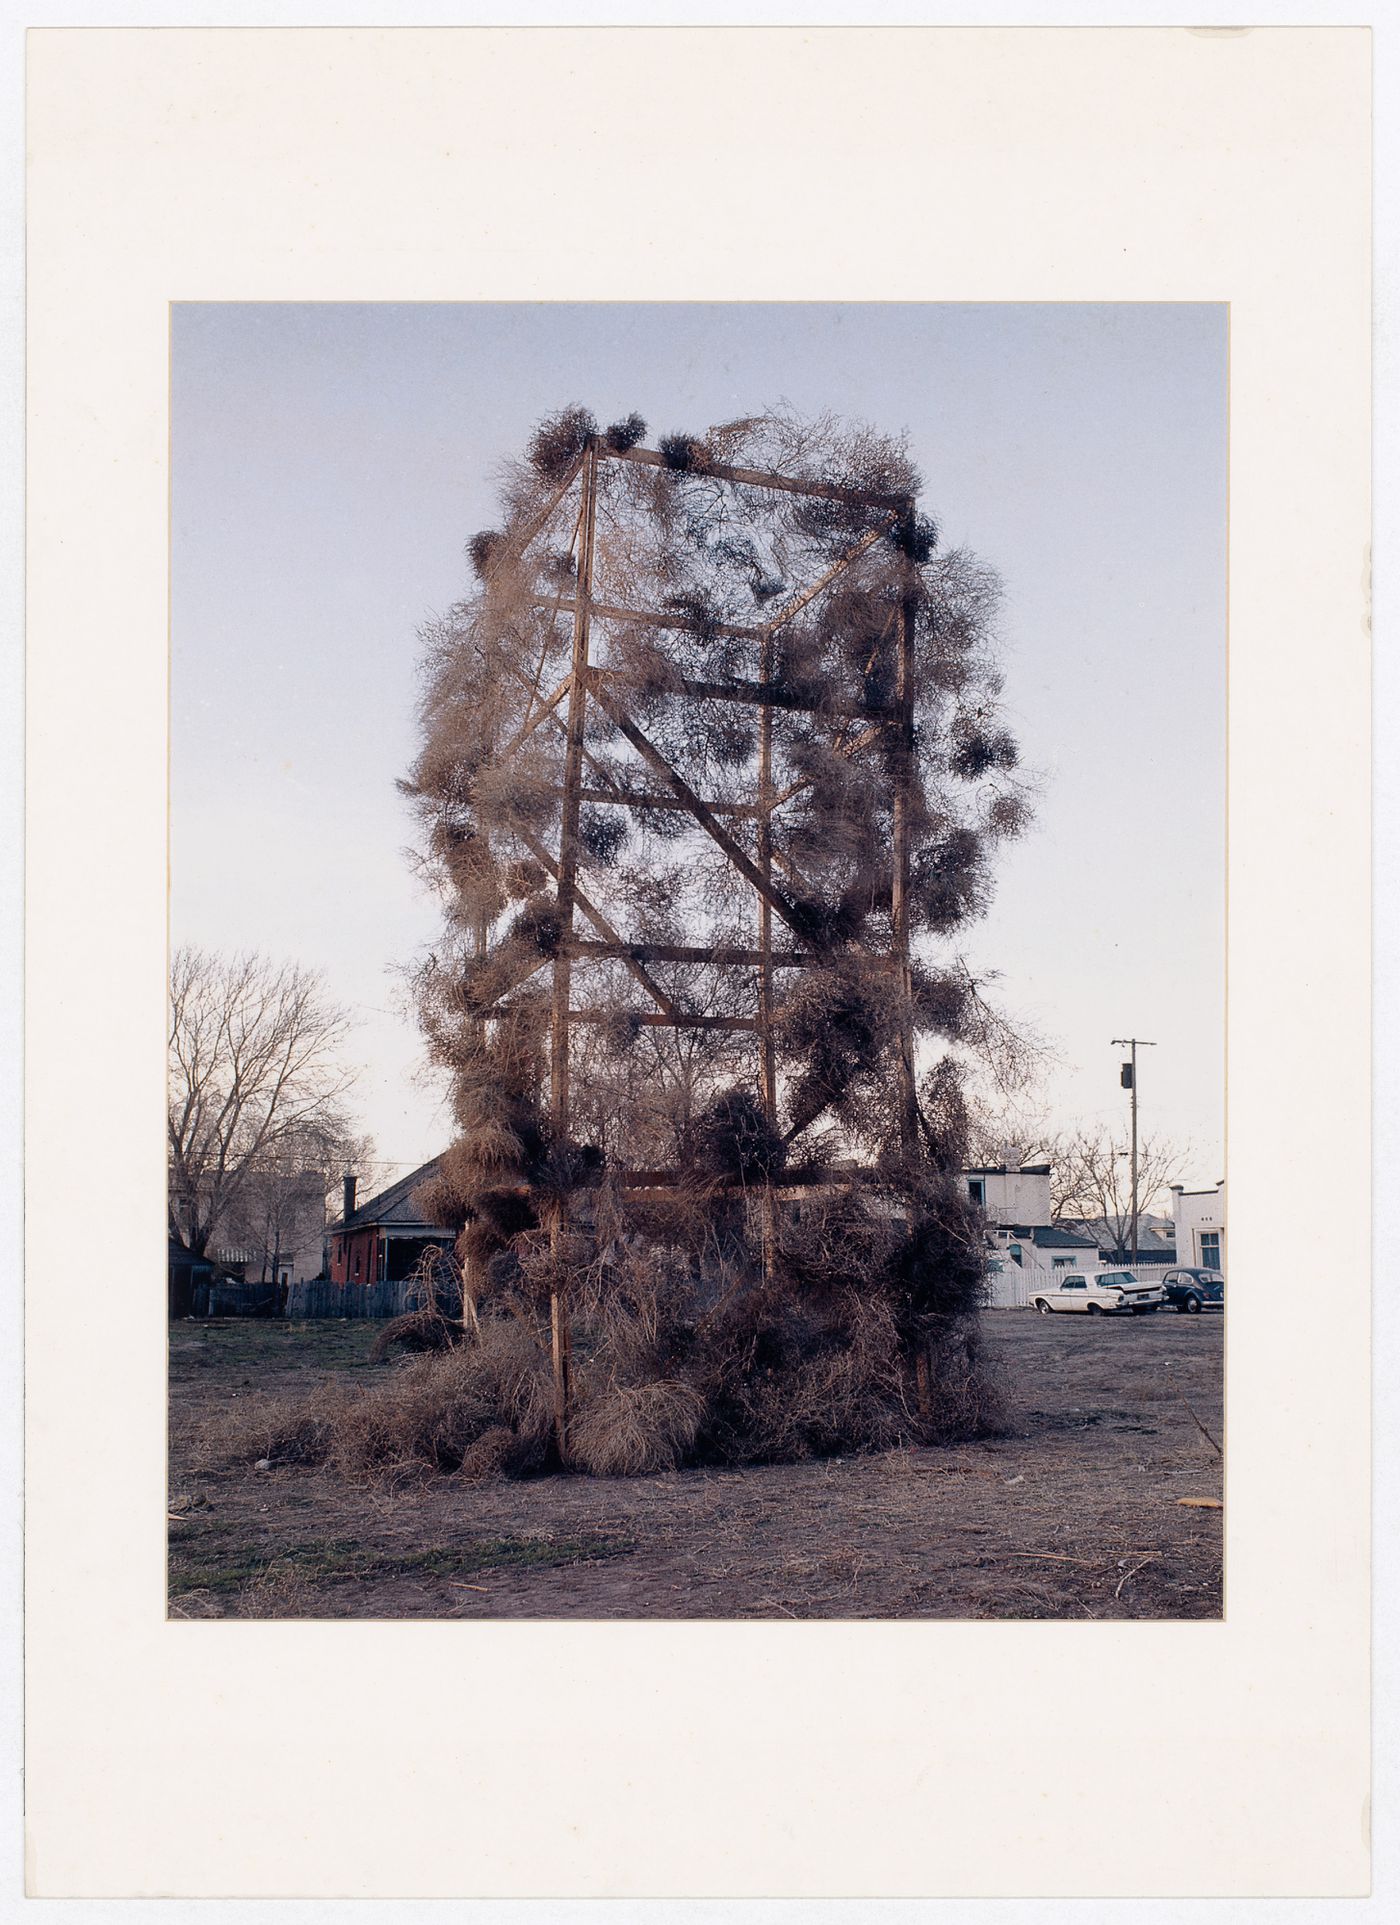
[1160,1267,1224,1313]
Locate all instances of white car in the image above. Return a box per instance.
[1030,1270,1164,1316]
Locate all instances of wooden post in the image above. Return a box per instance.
[468,450,942,1435]
[891,507,928,1427]
[546,438,598,1461]
[552,441,596,1122]
[549,1287,571,1461]
[757,630,778,1281]
[461,908,489,1340]
[890,507,920,1158]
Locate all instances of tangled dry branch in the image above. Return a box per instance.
[387,405,1032,1473]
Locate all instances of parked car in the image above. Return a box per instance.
[1160,1267,1224,1313]
[1029,1270,1164,1316]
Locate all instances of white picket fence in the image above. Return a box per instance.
[982,1262,1178,1310]
[984,1265,1038,1309]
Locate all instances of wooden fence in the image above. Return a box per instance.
[191,1278,280,1319]
[283,1274,462,1320]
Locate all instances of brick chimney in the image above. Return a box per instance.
[342,1171,357,1223]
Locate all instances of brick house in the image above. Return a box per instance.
[326,1159,456,1288]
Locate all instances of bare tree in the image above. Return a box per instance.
[941,961,1056,1169]
[963,1101,1055,1171]
[168,948,362,1312]
[222,1121,376,1289]
[948,966,1053,1105]
[1048,1123,1191,1253]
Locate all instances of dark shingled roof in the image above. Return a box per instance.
[1066,1215,1176,1256]
[1031,1224,1099,1251]
[332,1157,446,1234]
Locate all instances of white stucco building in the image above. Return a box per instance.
[963,1164,1052,1228]
[1170,1178,1226,1272]
[964,1165,1075,1307]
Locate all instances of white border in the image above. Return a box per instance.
[19,11,1378,1909]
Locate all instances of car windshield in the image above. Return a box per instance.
[1100,1273,1133,1288]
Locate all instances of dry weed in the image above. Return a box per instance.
[238,1558,319,1619]
[368,1305,462,1363]
[570,1379,707,1477]
[206,1318,555,1482]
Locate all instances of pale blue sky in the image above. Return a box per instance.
[171,302,1226,1185]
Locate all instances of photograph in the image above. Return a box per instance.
[21,18,1374,1900]
[166,300,1227,1622]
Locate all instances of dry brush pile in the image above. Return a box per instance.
[298,406,1034,1480]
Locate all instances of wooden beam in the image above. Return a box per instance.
[891,558,920,1154]
[488,448,586,573]
[574,785,757,819]
[529,605,896,720]
[568,1008,759,1032]
[582,658,892,723]
[599,441,911,511]
[668,673,889,722]
[767,721,886,815]
[567,934,894,974]
[569,937,808,968]
[535,595,759,644]
[543,442,596,1469]
[551,449,596,1131]
[835,721,885,760]
[758,514,900,635]
[501,671,572,759]
[616,1163,882,1192]
[587,680,812,941]
[518,827,678,1019]
[508,656,723,826]
[757,625,778,1284]
[463,945,552,1010]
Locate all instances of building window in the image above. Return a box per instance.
[968,1180,985,1206]
[1200,1232,1221,1268]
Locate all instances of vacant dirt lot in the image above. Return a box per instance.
[169,1309,1223,1620]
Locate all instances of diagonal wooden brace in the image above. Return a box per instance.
[501,671,572,759]
[488,448,587,574]
[758,513,900,635]
[587,679,811,941]
[517,827,678,1019]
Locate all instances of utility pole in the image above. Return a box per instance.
[1111,1038,1155,1266]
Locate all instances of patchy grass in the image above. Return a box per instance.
[171,1528,634,1602]
[169,1318,373,1387]
[169,1311,1223,1620]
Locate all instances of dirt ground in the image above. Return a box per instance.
[168,1309,1224,1620]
